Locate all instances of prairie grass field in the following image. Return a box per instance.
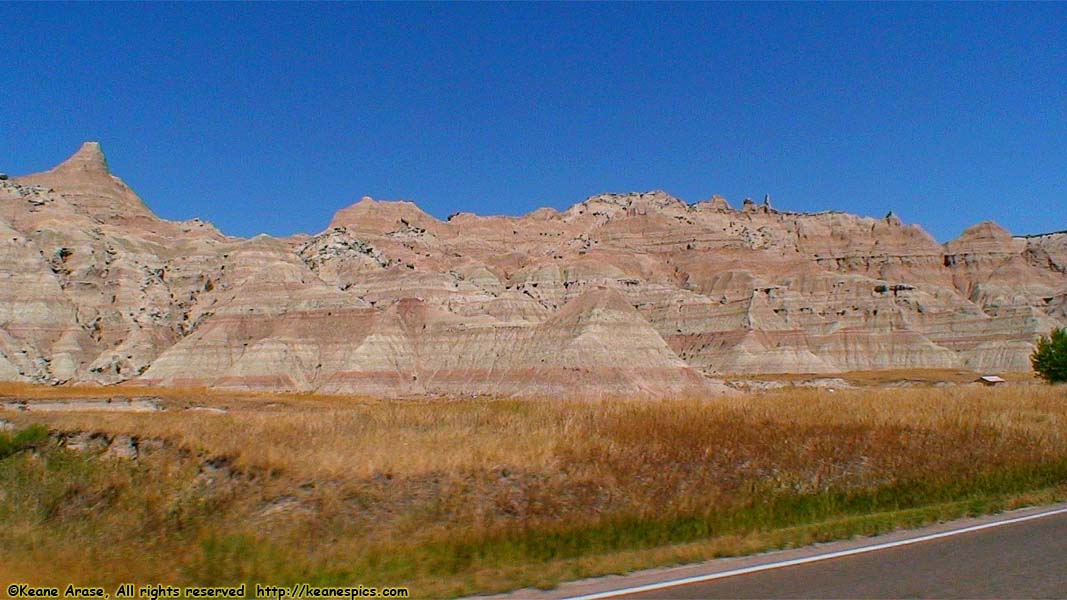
[2,380,1066,597]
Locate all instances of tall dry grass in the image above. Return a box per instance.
[1,383,1066,596]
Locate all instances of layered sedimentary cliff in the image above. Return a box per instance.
[1,143,1063,396]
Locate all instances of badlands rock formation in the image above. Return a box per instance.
[0,143,1064,396]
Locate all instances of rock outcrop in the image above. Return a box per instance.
[0,143,1064,396]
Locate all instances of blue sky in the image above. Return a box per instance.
[1,3,1064,241]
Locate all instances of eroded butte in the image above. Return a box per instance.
[1,143,1063,396]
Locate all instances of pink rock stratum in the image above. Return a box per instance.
[0,143,1063,397]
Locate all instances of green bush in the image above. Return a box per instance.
[1032,328,1067,384]
[0,424,49,459]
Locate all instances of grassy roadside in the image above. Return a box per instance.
[2,384,1066,597]
[448,471,1067,596]
[479,484,1067,597]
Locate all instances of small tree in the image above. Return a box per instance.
[1031,328,1067,384]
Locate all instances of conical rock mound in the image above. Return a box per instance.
[51,141,110,175]
[13,142,159,227]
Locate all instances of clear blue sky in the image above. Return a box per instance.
[2,3,1064,241]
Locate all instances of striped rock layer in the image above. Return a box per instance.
[1,143,1064,397]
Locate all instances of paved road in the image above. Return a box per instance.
[614,509,1067,599]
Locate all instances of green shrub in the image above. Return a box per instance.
[1032,328,1067,384]
[0,424,49,459]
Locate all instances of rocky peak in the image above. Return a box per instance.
[526,207,560,220]
[957,221,1012,242]
[709,195,731,211]
[9,141,167,229]
[945,220,1022,258]
[565,190,688,219]
[328,196,442,234]
[51,142,110,176]
[691,195,731,213]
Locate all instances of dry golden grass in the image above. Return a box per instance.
[726,368,1038,385]
[8,383,1064,481]
[0,381,379,407]
[2,382,1066,597]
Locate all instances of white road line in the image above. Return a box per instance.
[563,506,1067,600]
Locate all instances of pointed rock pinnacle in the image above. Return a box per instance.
[53,141,109,175]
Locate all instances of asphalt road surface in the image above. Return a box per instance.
[613,509,1067,599]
